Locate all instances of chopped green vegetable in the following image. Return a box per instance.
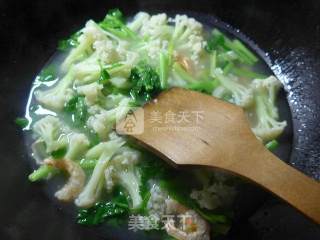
[159,52,169,89]
[129,62,161,103]
[77,201,128,225]
[64,96,78,112]
[51,147,67,159]
[223,62,234,74]
[37,65,57,82]
[265,139,279,151]
[195,208,228,224]
[210,51,217,75]
[88,132,101,148]
[64,95,88,127]
[173,62,196,83]
[232,67,267,79]
[75,97,87,124]
[98,63,118,96]
[77,188,129,225]
[205,29,226,53]
[100,9,137,39]
[186,79,219,94]
[28,165,58,182]
[232,39,258,64]
[206,29,258,65]
[15,117,29,128]
[79,159,98,169]
[58,31,82,51]
[99,68,111,85]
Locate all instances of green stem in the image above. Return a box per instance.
[173,62,196,83]
[265,139,279,151]
[28,165,58,182]
[80,159,98,169]
[159,53,169,89]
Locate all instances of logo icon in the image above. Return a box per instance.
[116,107,144,135]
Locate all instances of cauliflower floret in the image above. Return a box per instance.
[33,115,68,153]
[251,76,287,141]
[65,133,90,161]
[104,165,115,191]
[82,20,107,41]
[140,13,168,39]
[212,68,254,107]
[109,76,129,89]
[104,146,142,209]
[87,97,132,139]
[62,20,107,71]
[76,136,125,207]
[87,104,105,115]
[77,82,104,106]
[104,94,129,109]
[35,69,75,111]
[84,132,124,160]
[31,139,48,164]
[111,146,140,165]
[147,183,169,217]
[115,40,130,58]
[144,39,169,61]
[93,38,118,63]
[171,15,206,66]
[72,49,136,87]
[253,75,282,118]
[87,110,112,139]
[190,183,236,210]
[122,49,140,68]
[128,12,150,32]
[128,13,171,64]
[173,15,203,36]
[73,57,101,86]
[183,35,206,64]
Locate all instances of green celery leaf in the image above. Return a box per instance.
[28,165,59,182]
[265,139,279,151]
[37,65,57,82]
[64,95,88,127]
[77,201,128,225]
[64,96,78,112]
[75,96,88,125]
[51,147,67,159]
[205,29,226,53]
[186,79,219,94]
[129,62,161,103]
[77,187,129,225]
[107,8,124,22]
[58,31,82,51]
[99,68,111,85]
[15,117,29,128]
[99,9,136,39]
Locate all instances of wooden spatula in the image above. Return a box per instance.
[120,87,320,223]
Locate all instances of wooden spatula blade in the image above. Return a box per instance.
[118,88,320,224]
[131,87,261,168]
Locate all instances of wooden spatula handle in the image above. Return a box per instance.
[229,146,320,224]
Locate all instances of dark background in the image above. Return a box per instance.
[0,0,320,239]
